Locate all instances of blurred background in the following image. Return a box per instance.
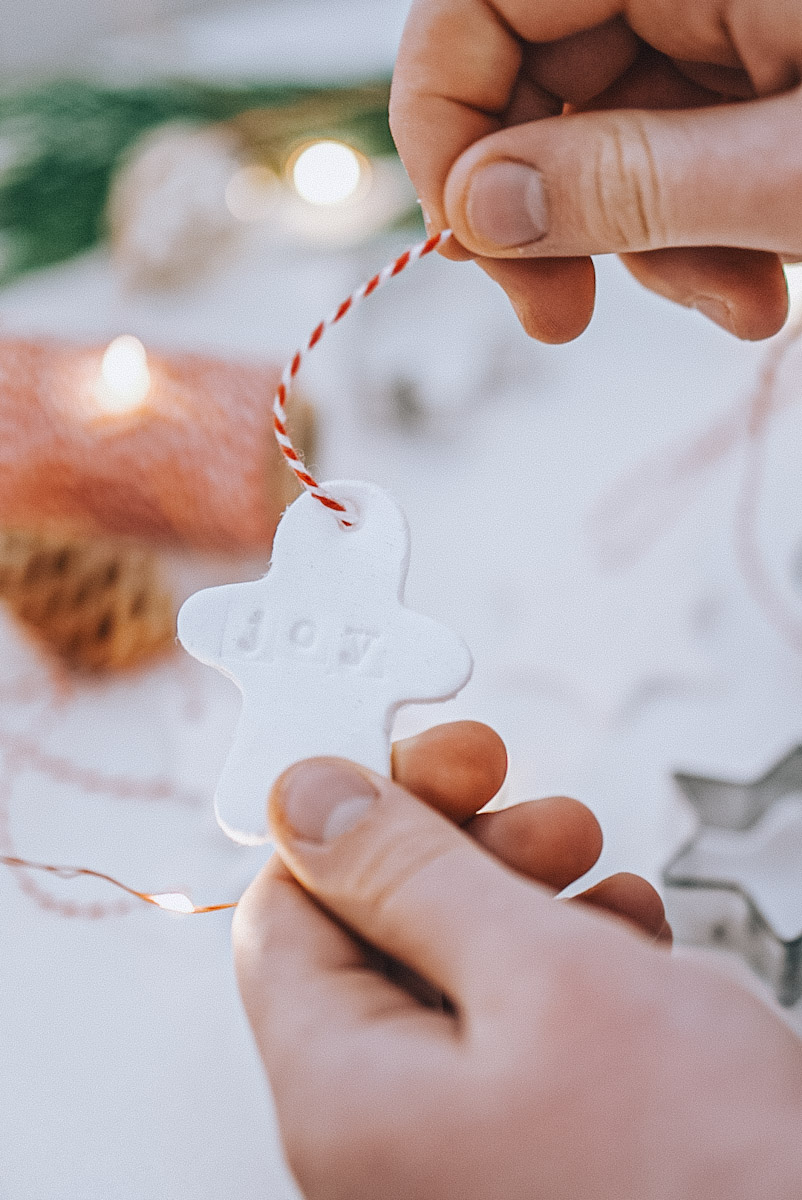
[2,3,802,1198]
[3,0,282,76]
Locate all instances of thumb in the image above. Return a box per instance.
[444,88,802,259]
[268,757,552,1014]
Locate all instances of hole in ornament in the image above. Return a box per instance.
[130,591,146,617]
[337,499,362,531]
[104,562,120,586]
[53,549,70,574]
[96,614,113,641]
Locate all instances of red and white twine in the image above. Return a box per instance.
[272,229,452,524]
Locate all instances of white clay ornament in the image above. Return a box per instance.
[178,480,472,844]
[178,231,473,844]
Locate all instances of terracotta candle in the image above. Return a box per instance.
[0,336,311,552]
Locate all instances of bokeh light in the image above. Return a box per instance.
[225,164,279,222]
[291,140,364,206]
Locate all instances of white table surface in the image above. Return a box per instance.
[3,2,802,1193]
[2,220,802,1198]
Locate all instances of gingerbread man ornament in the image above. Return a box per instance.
[178,480,473,844]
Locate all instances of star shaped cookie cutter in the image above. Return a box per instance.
[664,746,802,1006]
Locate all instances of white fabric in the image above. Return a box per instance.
[3,9,802,1172]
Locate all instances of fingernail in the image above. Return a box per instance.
[465,161,549,248]
[275,759,378,844]
[691,295,738,336]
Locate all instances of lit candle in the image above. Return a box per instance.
[0,337,315,552]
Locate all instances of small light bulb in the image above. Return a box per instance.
[99,335,151,414]
[149,892,195,914]
[292,141,363,206]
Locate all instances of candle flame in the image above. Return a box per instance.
[99,335,151,413]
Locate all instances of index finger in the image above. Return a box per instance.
[391,720,507,822]
[389,0,621,233]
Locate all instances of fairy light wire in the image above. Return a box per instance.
[0,854,238,914]
[272,229,452,524]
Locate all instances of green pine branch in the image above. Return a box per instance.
[0,79,398,283]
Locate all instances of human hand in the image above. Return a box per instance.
[390,0,802,343]
[239,721,668,1015]
[388,722,670,944]
[234,721,802,1200]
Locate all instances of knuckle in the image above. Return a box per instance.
[583,116,670,251]
[348,822,455,930]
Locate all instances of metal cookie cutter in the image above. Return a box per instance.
[664,746,802,1007]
